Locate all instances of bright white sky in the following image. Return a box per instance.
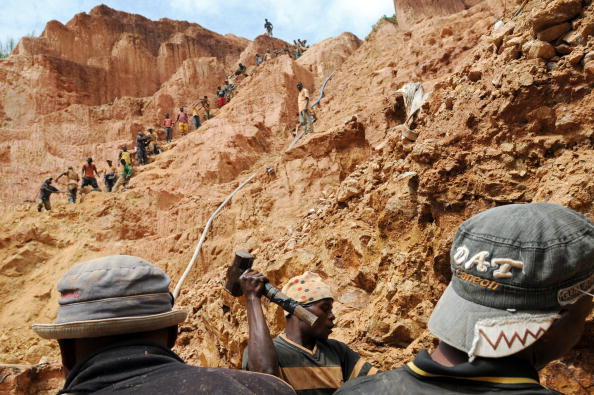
[0,0,395,45]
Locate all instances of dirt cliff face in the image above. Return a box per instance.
[2,4,248,126]
[1,0,593,394]
[395,0,485,29]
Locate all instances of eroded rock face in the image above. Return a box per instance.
[238,34,294,67]
[1,1,593,394]
[297,33,362,84]
[394,0,485,29]
[2,5,248,125]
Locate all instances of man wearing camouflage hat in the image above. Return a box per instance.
[240,270,378,394]
[337,203,593,394]
[33,255,295,394]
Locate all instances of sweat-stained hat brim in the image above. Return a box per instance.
[32,310,187,339]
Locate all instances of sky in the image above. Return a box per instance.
[0,0,395,47]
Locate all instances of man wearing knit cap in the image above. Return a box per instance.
[337,203,593,394]
[33,255,295,394]
[241,270,378,394]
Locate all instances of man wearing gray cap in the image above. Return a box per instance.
[337,203,593,394]
[33,255,296,394]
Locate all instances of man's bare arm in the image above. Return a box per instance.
[240,269,280,377]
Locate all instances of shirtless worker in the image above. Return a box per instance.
[297,82,313,135]
[241,271,378,394]
[175,107,190,136]
[56,166,80,203]
[103,160,117,192]
[200,96,211,120]
[37,178,64,212]
[81,157,101,191]
[146,128,160,155]
[191,101,202,130]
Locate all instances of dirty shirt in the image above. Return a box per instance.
[58,341,296,395]
[298,88,310,113]
[120,151,131,165]
[243,334,377,395]
[39,183,59,200]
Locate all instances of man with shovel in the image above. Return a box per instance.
[239,269,378,394]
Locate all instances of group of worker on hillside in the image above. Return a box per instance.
[37,19,315,213]
[33,203,594,394]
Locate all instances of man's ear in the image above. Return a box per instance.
[58,339,76,375]
[167,325,179,348]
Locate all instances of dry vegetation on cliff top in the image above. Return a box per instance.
[0,0,593,393]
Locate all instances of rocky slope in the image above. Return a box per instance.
[394,0,485,28]
[1,0,593,393]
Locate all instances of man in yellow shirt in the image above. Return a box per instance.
[297,82,313,136]
[191,102,202,130]
[118,145,132,166]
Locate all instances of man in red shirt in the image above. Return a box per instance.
[81,157,101,191]
[163,113,174,142]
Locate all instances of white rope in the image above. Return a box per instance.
[172,173,257,299]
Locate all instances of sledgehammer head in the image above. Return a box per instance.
[224,250,254,297]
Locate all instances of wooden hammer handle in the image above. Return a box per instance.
[264,284,319,326]
[292,304,319,327]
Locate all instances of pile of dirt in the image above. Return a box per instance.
[0,0,592,393]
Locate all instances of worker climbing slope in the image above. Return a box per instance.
[37,178,64,212]
[81,157,101,191]
[56,166,80,203]
[113,159,133,192]
[103,160,117,192]
[297,82,314,136]
[175,107,190,137]
[163,113,174,143]
[136,131,148,166]
[191,102,202,130]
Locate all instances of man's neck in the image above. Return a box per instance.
[430,341,470,367]
[284,326,316,350]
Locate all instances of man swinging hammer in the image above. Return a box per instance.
[232,251,378,394]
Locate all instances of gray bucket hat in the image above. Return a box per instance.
[33,255,187,339]
[429,203,594,359]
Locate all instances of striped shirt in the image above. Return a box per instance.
[243,334,378,394]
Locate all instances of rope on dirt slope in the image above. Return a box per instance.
[172,172,257,299]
